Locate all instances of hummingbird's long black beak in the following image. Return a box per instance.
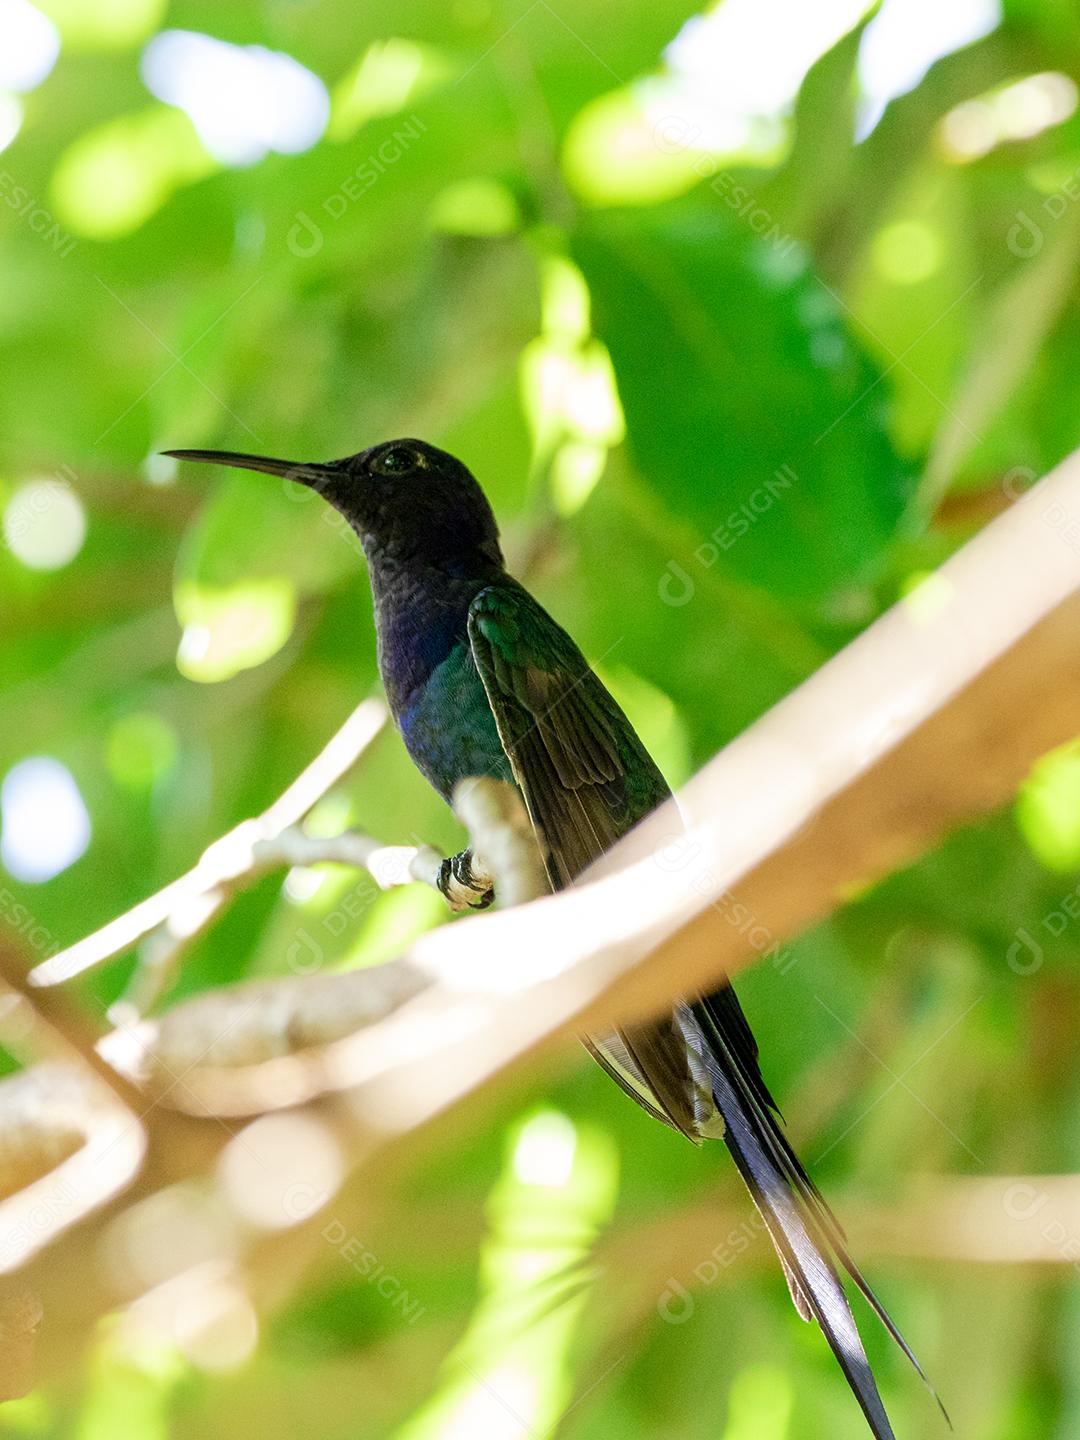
[163,448,339,489]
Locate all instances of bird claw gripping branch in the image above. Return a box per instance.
[436,848,495,911]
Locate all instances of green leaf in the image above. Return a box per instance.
[574,202,912,602]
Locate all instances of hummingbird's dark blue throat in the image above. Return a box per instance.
[167,436,946,1440]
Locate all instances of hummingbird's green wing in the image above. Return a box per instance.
[467,580,707,1138]
[468,580,631,882]
[467,584,941,1437]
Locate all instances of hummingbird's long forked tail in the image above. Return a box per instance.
[690,994,950,1440]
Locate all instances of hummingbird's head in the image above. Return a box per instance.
[164,437,503,567]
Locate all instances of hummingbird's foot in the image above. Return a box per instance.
[437,848,495,911]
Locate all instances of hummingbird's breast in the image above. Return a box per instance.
[370,560,513,802]
[397,639,514,802]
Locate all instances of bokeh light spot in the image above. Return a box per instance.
[3,476,86,569]
[0,0,60,93]
[104,1183,236,1296]
[219,1113,343,1231]
[872,219,944,285]
[141,30,329,165]
[142,451,178,487]
[283,865,326,905]
[1017,741,1080,872]
[1,756,91,882]
[563,86,715,207]
[512,1111,577,1188]
[105,713,179,792]
[429,177,520,236]
[941,72,1078,162]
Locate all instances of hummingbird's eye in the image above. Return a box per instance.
[371,445,422,476]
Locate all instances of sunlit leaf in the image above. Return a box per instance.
[51,106,217,239]
[329,37,455,140]
[174,576,296,683]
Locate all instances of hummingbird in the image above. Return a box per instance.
[167,438,943,1439]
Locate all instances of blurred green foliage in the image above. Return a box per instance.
[2,0,1080,1436]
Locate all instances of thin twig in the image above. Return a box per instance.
[102,781,539,1100]
[28,699,388,997]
